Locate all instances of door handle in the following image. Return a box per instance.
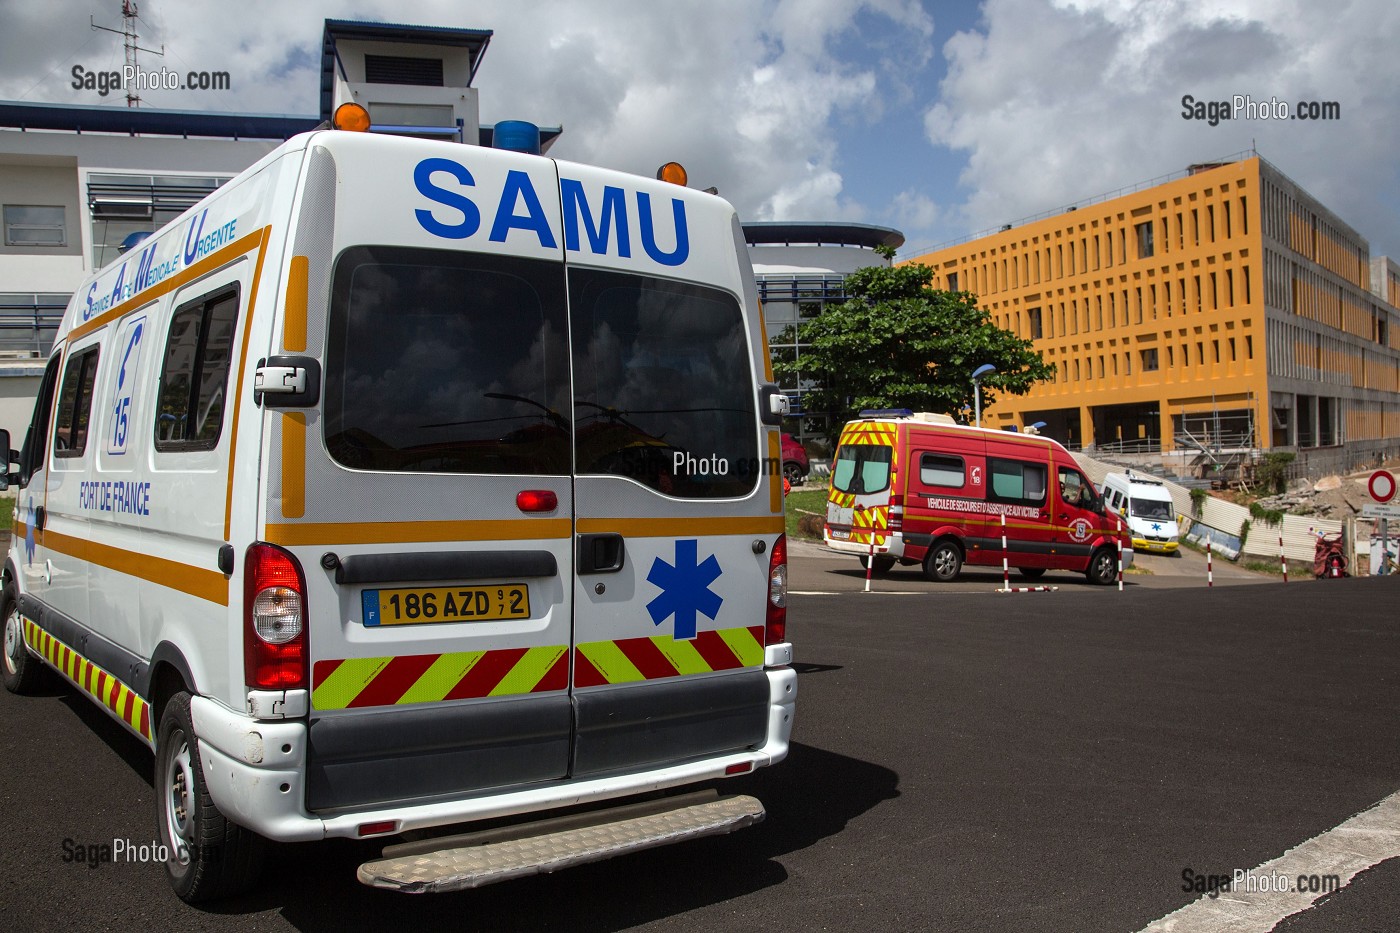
[577,533,625,574]
[33,505,44,532]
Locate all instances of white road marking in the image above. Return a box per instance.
[1137,789,1400,932]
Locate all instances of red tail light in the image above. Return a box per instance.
[766,534,788,645]
[244,543,308,690]
[888,493,904,532]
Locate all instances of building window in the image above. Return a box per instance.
[1141,348,1159,372]
[3,205,66,247]
[87,173,228,269]
[1135,221,1154,258]
[1027,306,1043,339]
[946,271,958,291]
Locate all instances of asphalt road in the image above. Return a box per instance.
[3,555,1398,932]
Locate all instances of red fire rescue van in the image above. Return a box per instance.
[824,411,1132,583]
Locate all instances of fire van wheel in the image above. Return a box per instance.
[922,540,963,582]
[1086,548,1117,585]
[156,691,265,903]
[1,581,44,695]
[859,555,897,575]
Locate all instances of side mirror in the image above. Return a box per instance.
[0,429,9,491]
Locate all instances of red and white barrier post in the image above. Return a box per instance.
[1280,532,1288,583]
[1000,512,1010,591]
[1207,540,1214,588]
[858,505,877,593]
[1114,517,1124,591]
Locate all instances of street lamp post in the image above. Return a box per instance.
[972,364,996,428]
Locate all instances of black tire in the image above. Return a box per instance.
[156,691,265,903]
[859,554,897,575]
[1,580,44,694]
[1085,547,1118,585]
[922,540,963,582]
[783,461,806,486]
[1018,567,1047,580]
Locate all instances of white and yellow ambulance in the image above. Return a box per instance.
[0,114,795,901]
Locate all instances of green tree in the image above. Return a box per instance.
[773,261,1055,429]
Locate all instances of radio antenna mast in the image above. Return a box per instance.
[90,1,164,107]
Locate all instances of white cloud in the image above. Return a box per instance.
[924,0,1400,256]
[0,0,934,228]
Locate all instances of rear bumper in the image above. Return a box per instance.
[191,662,796,843]
[824,532,905,558]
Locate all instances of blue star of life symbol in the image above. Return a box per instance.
[1151,522,1162,532]
[645,539,723,640]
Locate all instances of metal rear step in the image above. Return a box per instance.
[357,790,765,893]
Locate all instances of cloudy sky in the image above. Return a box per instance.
[3,0,1397,260]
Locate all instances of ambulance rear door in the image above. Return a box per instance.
[561,162,781,777]
[278,136,577,814]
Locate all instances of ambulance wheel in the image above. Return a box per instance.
[923,541,962,582]
[1,580,43,695]
[1086,548,1117,585]
[156,691,265,903]
[1018,568,1046,580]
[859,555,896,575]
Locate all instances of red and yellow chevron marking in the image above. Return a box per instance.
[829,489,856,508]
[574,626,765,687]
[839,421,898,448]
[311,644,568,711]
[22,619,151,743]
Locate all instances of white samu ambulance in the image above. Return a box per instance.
[1,115,795,901]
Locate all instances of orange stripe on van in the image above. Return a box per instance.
[767,432,782,514]
[39,528,229,606]
[281,413,306,519]
[283,255,309,352]
[574,516,783,538]
[225,226,273,542]
[264,518,573,547]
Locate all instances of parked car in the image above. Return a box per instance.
[781,433,809,485]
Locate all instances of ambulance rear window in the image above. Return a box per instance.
[569,266,757,499]
[323,246,571,476]
[832,444,892,495]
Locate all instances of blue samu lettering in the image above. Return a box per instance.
[412,157,689,265]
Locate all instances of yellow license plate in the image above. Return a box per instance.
[361,584,530,626]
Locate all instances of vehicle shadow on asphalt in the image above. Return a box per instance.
[198,742,898,931]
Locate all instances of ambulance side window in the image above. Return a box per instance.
[18,354,62,483]
[53,345,101,458]
[987,457,1046,506]
[154,286,239,451]
[919,453,964,488]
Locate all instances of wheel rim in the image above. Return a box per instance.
[162,729,196,865]
[935,547,957,577]
[3,605,21,676]
[1095,552,1114,580]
